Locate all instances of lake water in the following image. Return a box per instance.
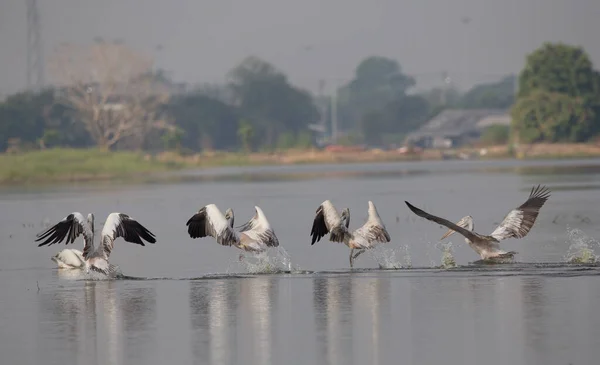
[2,158,600,365]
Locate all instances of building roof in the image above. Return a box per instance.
[406,108,510,140]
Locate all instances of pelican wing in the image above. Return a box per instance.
[354,202,391,244]
[310,200,346,245]
[405,201,480,242]
[186,204,238,246]
[355,220,391,244]
[35,212,94,258]
[99,213,156,259]
[237,207,279,248]
[489,185,551,241]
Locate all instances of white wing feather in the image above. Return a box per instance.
[352,201,391,248]
[98,212,156,259]
[238,206,279,248]
[489,185,551,241]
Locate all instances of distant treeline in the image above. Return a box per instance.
[1,41,597,153]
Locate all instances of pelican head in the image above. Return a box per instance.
[225,208,234,227]
[440,215,474,240]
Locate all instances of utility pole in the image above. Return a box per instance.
[440,71,447,106]
[331,80,338,144]
[26,0,45,91]
[318,79,326,144]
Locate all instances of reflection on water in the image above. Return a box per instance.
[7,158,600,364]
[313,276,354,365]
[21,271,600,364]
[240,276,278,365]
[121,287,157,364]
[35,280,157,365]
[189,280,239,365]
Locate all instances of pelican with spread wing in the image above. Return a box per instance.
[310,200,391,268]
[35,212,156,275]
[405,185,551,261]
[186,204,279,253]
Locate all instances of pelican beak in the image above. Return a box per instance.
[440,229,455,240]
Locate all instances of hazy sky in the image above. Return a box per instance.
[1,0,598,97]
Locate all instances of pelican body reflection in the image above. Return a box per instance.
[36,277,158,365]
[21,272,600,365]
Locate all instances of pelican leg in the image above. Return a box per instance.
[349,248,366,268]
[353,249,365,260]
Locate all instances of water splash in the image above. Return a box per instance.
[227,247,298,274]
[56,263,123,281]
[368,245,403,269]
[436,241,457,269]
[400,244,412,268]
[564,228,599,264]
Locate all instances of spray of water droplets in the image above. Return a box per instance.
[56,263,123,281]
[227,247,299,274]
[366,244,411,269]
[564,227,599,264]
[436,241,457,269]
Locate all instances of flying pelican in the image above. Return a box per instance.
[310,200,391,268]
[35,212,156,275]
[186,204,279,253]
[405,185,551,262]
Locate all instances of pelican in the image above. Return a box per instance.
[405,185,551,262]
[310,200,391,268]
[35,212,156,275]
[186,204,279,253]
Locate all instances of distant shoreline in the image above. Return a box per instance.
[1,144,600,186]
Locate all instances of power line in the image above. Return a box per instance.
[26,0,45,91]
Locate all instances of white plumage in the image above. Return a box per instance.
[36,212,156,275]
[186,204,279,253]
[406,185,551,261]
[310,200,391,267]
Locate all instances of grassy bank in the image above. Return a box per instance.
[0,148,183,185]
[2,144,600,186]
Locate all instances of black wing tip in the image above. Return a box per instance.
[405,201,418,211]
[526,185,551,207]
[186,212,207,240]
[530,184,551,199]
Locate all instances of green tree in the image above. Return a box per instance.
[480,125,510,145]
[360,111,386,146]
[339,56,416,130]
[237,119,255,152]
[161,127,184,151]
[382,94,431,134]
[420,86,462,110]
[460,75,516,109]
[518,43,600,98]
[167,92,238,151]
[511,43,600,142]
[511,90,595,143]
[0,89,91,151]
[228,56,319,148]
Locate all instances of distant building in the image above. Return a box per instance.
[405,109,511,148]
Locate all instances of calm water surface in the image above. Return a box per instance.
[2,158,600,365]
